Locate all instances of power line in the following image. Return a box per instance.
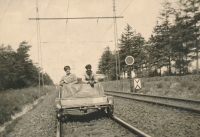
[62,0,70,66]
[87,0,133,53]
[44,0,52,16]
[65,0,70,46]
[0,0,11,23]
[120,0,134,15]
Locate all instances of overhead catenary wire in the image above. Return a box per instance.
[86,0,133,54]
[30,0,132,82]
[0,0,11,23]
[75,14,101,52]
[44,0,52,16]
[79,1,114,52]
[84,0,133,65]
[64,0,69,47]
[120,0,134,15]
[27,0,53,46]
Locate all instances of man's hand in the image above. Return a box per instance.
[89,81,95,88]
[64,80,68,84]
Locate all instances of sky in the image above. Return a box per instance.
[0,0,180,84]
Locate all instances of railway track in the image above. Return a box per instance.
[111,115,151,137]
[105,90,200,113]
[56,110,151,137]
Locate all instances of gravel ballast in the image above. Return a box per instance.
[114,97,200,137]
[3,90,200,137]
[5,91,135,137]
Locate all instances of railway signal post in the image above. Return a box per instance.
[125,56,134,92]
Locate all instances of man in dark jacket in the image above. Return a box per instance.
[83,64,98,87]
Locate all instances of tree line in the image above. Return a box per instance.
[98,0,200,80]
[0,41,53,91]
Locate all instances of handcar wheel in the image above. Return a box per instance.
[107,105,114,116]
[56,109,63,120]
[100,108,105,113]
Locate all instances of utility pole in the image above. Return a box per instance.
[113,0,120,81]
[36,0,41,95]
[113,0,118,80]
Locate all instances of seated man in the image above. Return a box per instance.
[59,65,78,98]
[82,64,98,87]
[59,65,77,86]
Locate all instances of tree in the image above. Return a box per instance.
[157,0,175,75]
[0,45,17,89]
[118,24,146,77]
[170,0,200,75]
[183,0,200,74]
[43,73,54,85]
[98,47,112,77]
[119,24,134,69]
[0,41,53,91]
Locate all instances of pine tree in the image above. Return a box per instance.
[118,24,146,77]
[98,47,112,78]
[183,0,200,74]
[157,0,175,75]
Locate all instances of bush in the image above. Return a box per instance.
[187,82,197,90]
[157,82,163,89]
[163,77,170,81]
[180,80,188,88]
[98,78,104,82]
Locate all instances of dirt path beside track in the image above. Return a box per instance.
[6,91,58,137]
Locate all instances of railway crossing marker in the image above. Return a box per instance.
[134,78,141,90]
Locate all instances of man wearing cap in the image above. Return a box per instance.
[83,64,98,87]
[59,66,77,86]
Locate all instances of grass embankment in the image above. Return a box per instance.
[0,85,56,126]
[101,75,200,100]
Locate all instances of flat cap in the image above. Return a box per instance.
[64,66,70,71]
[85,64,92,69]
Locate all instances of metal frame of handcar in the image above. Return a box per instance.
[55,85,114,119]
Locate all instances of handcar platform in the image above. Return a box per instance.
[55,83,114,119]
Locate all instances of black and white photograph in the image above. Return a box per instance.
[0,0,200,136]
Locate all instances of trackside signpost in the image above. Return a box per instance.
[125,56,134,92]
[125,56,134,65]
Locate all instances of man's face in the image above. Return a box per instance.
[65,68,70,74]
[86,68,92,74]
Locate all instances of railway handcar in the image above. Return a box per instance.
[55,83,114,119]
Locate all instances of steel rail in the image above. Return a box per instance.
[56,119,61,137]
[105,92,200,113]
[111,115,151,137]
[105,90,200,103]
[56,87,61,137]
